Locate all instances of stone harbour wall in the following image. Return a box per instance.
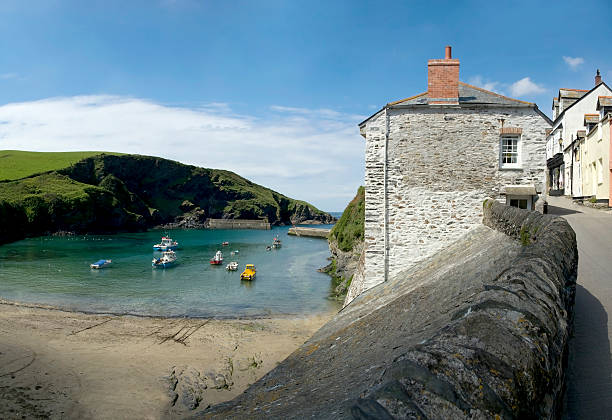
[205,218,271,230]
[352,105,550,302]
[195,201,577,419]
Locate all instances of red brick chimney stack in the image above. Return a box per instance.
[428,45,460,105]
[595,69,602,86]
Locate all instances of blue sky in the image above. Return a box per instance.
[0,1,611,210]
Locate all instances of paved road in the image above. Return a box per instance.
[546,196,612,419]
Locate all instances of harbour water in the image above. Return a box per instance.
[0,225,341,318]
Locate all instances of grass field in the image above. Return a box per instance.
[0,150,121,181]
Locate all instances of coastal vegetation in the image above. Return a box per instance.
[0,151,333,244]
[0,150,122,181]
[323,186,365,298]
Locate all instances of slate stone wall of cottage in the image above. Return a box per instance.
[355,105,550,298]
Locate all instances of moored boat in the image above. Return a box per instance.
[153,237,179,251]
[272,236,282,249]
[222,241,229,246]
[226,261,238,271]
[240,264,256,281]
[90,259,112,269]
[152,250,177,268]
[210,250,223,265]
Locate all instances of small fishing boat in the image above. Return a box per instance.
[266,245,272,251]
[152,250,177,268]
[153,237,179,251]
[240,264,256,281]
[90,259,112,269]
[222,241,229,246]
[226,261,238,271]
[272,236,282,249]
[210,250,224,265]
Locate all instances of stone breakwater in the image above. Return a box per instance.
[194,200,577,419]
[287,227,330,238]
[205,219,271,230]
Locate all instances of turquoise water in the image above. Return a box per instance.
[0,226,341,318]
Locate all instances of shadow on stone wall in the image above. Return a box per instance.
[564,284,612,419]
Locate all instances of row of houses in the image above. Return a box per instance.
[546,71,612,205]
[349,46,609,301]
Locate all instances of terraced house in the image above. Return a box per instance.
[546,70,612,198]
[349,46,552,299]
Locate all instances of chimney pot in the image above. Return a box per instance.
[595,69,602,86]
[445,46,452,59]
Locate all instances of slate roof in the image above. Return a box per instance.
[597,96,612,108]
[558,88,588,99]
[387,82,533,107]
[584,114,599,124]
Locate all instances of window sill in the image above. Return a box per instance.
[499,166,523,171]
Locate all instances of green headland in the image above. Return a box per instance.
[0,151,334,244]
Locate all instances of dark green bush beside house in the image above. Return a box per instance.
[323,186,365,298]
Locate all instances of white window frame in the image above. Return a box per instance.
[506,195,532,210]
[500,135,521,169]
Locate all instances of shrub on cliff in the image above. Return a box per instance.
[330,186,364,252]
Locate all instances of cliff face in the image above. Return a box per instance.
[0,153,333,244]
[199,201,577,419]
[322,186,365,298]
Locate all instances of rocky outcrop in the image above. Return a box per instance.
[322,187,364,298]
[196,200,577,419]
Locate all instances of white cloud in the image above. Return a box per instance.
[563,56,584,70]
[0,73,18,80]
[509,77,545,97]
[467,76,504,94]
[0,96,365,210]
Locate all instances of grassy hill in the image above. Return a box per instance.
[0,150,122,181]
[0,152,333,244]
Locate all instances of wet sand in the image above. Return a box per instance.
[0,301,335,419]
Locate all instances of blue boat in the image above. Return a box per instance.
[153,236,179,251]
[152,250,177,268]
[90,259,112,269]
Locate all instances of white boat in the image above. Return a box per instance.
[90,259,112,269]
[152,250,177,268]
[153,237,179,251]
[272,236,282,249]
[226,261,238,271]
[210,250,223,265]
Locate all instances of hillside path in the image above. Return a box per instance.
[547,196,612,419]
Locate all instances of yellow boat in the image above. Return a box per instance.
[240,264,256,281]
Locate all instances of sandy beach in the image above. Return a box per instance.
[0,301,336,419]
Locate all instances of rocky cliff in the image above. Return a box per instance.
[195,200,577,419]
[322,186,365,298]
[0,153,334,244]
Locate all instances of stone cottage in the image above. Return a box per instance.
[351,46,552,298]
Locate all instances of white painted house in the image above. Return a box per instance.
[546,71,612,198]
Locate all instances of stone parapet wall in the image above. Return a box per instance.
[196,202,577,419]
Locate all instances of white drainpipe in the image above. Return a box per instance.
[383,106,390,283]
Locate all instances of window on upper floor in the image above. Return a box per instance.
[500,135,520,169]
